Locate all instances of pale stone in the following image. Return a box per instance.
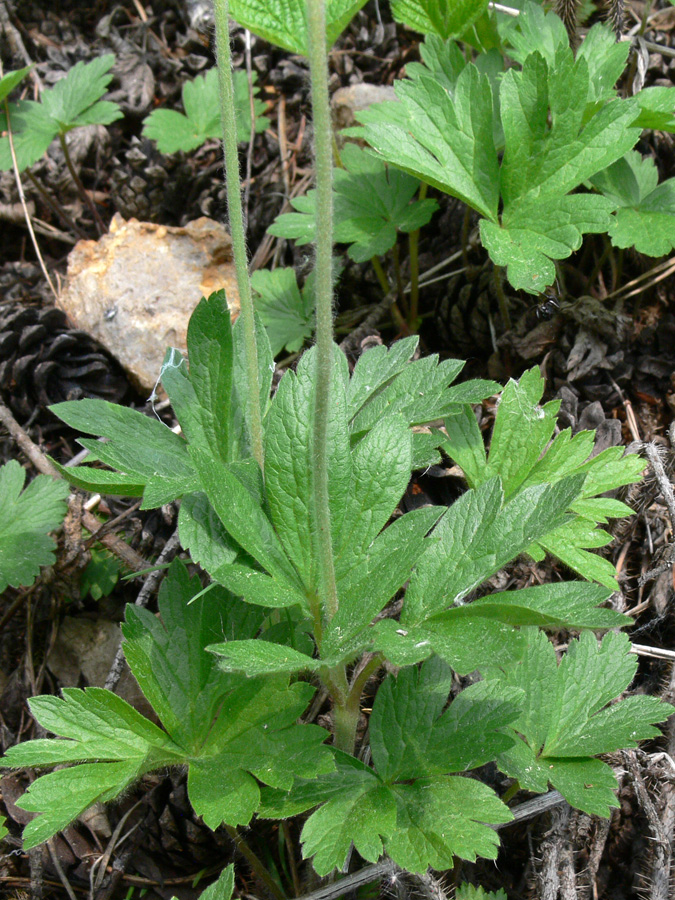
[332,83,398,131]
[58,214,240,392]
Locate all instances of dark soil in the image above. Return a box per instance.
[2,1,675,898]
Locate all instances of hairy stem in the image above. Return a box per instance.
[306,0,339,622]
[213,0,265,472]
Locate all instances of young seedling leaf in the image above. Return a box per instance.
[250,267,315,356]
[0,56,122,171]
[590,151,675,256]
[143,69,268,153]
[0,461,68,592]
[491,630,672,816]
[268,144,437,262]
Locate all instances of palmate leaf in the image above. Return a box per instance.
[354,63,500,220]
[0,56,122,172]
[260,659,515,875]
[251,267,315,356]
[268,144,437,263]
[0,461,69,592]
[490,630,672,816]
[143,69,268,154]
[228,0,369,54]
[355,6,642,293]
[590,151,675,256]
[0,562,330,846]
[481,47,639,293]
[440,366,644,588]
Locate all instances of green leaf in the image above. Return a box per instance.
[497,2,569,66]
[456,886,507,900]
[197,865,235,900]
[48,459,146,498]
[590,151,675,256]
[189,678,333,828]
[370,660,519,781]
[441,367,644,586]
[385,777,510,872]
[2,688,182,848]
[80,547,120,600]
[122,560,259,750]
[390,0,490,40]
[228,0,370,54]
[269,144,437,263]
[347,335,419,418]
[189,448,305,593]
[492,630,672,816]
[0,101,59,170]
[0,66,32,104]
[230,312,275,460]
[178,492,239,574]
[485,47,640,292]
[0,461,68,592]
[402,475,583,626]
[263,346,351,591]
[51,399,198,507]
[207,639,321,676]
[0,56,122,169]
[325,506,443,657]
[143,69,268,153]
[186,290,233,463]
[290,661,515,875]
[1,562,328,845]
[632,85,675,133]
[40,55,121,131]
[250,267,315,356]
[355,63,500,220]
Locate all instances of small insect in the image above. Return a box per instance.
[535,286,561,321]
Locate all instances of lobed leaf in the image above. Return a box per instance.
[0,461,69,592]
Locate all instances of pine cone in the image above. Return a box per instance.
[110,136,192,222]
[0,302,130,422]
[433,265,521,358]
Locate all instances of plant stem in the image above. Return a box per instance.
[306,0,339,623]
[25,168,89,239]
[225,825,286,900]
[408,182,426,329]
[370,255,390,294]
[58,133,106,234]
[213,0,265,472]
[392,241,406,314]
[332,654,383,754]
